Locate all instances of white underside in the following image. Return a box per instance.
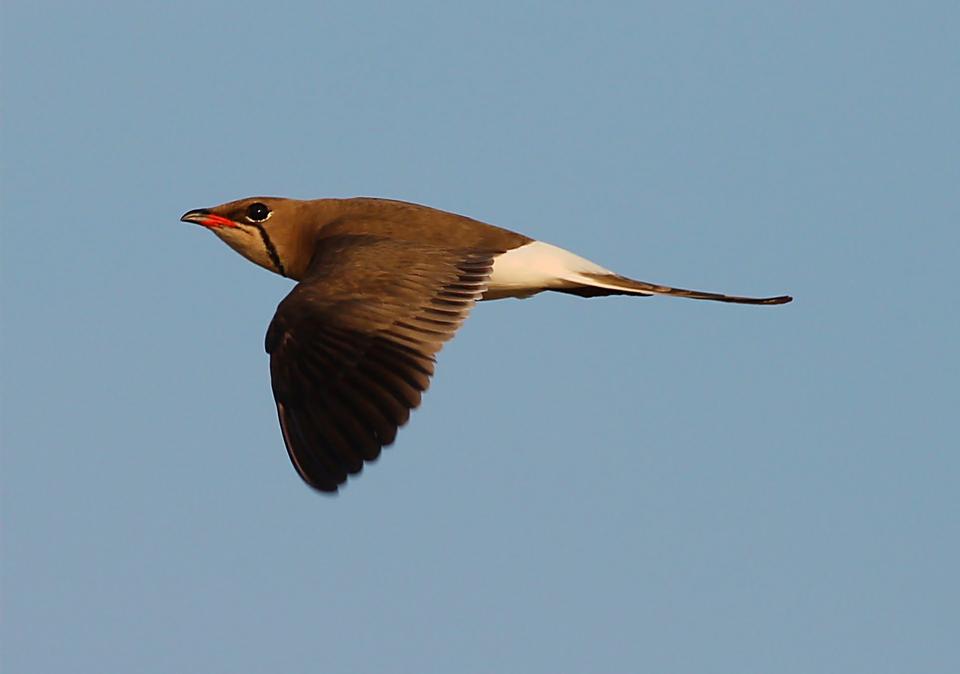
[487,240,618,299]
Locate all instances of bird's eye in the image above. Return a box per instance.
[245,202,271,222]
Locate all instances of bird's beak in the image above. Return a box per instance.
[180,209,237,229]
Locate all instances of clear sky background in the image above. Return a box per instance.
[2,2,958,673]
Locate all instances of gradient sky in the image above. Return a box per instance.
[3,2,958,673]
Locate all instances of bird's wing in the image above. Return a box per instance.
[265,235,496,493]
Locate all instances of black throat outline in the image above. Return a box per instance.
[253,224,286,277]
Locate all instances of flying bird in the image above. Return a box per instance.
[181,197,792,493]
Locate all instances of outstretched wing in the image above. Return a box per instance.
[265,235,495,493]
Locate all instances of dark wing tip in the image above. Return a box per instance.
[276,401,349,494]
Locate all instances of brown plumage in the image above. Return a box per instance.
[181,196,792,493]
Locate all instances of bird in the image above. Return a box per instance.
[180,196,792,493]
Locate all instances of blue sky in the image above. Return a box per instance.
[2,2,958,672]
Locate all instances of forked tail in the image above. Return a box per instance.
[557,271,793,305]
[486,240,792,304]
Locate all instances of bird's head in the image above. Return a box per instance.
[181,197,318,279]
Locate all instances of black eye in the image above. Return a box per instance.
[245,202,271,222]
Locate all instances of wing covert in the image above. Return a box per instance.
[265,236,495,492]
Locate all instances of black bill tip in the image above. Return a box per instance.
[180,208,211,224]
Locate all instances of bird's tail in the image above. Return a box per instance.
[554,271,793,305]
[486,240,792,304]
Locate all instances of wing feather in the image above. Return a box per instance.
[265,236,495,492]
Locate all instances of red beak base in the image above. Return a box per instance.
[180,209,237,229]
